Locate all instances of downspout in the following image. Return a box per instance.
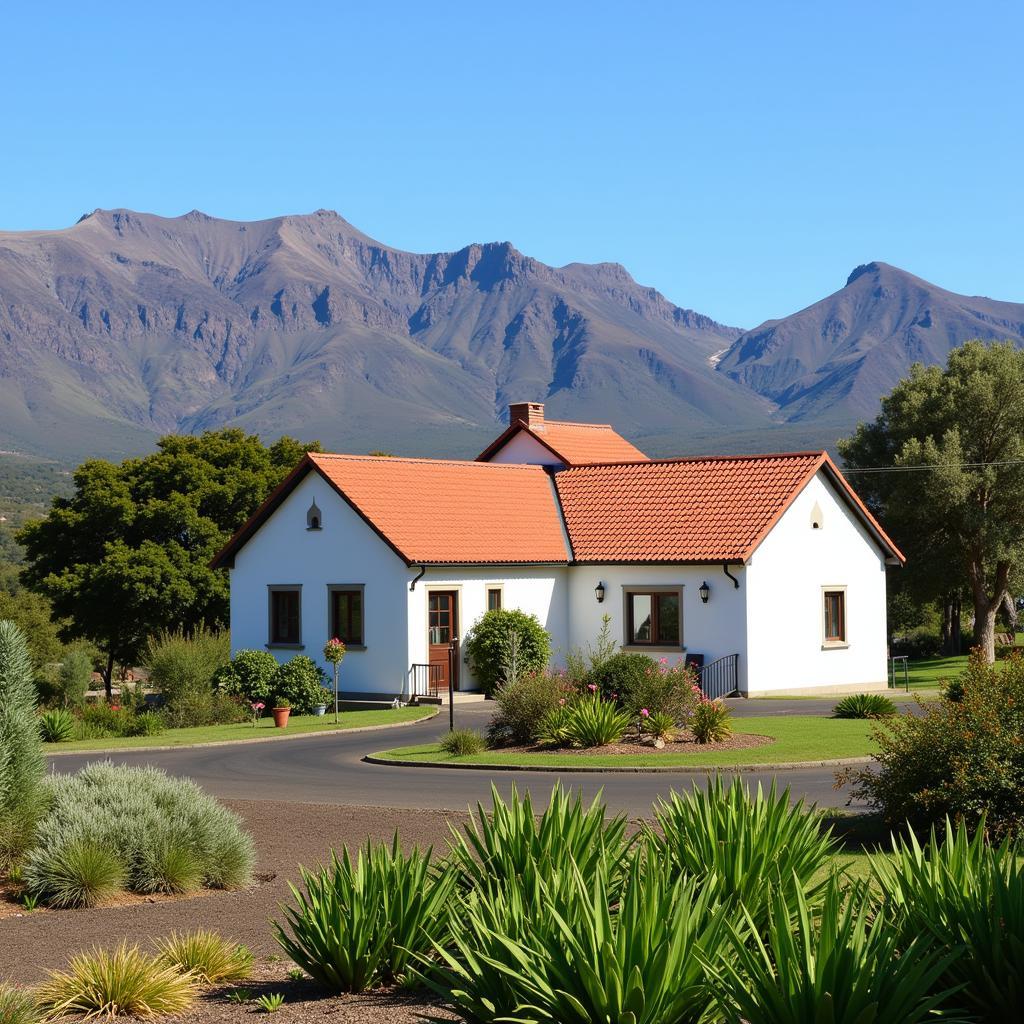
[722,563,740,589]
[409,564,427,591]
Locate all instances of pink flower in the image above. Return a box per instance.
[587,683,597,692]
[250,701,265,711]
[640,708,650,718]
[659,657,668,665]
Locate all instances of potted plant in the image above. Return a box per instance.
[272,699,291,728]
[312,701,327,717]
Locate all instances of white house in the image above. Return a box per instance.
[213,402,904,698]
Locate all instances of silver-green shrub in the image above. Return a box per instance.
[23,762,254,906]
[0,619,47,869]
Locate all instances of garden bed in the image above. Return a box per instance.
[501,728,773,757]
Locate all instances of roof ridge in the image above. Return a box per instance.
[555,451,826,471]
[308,451,551,470]
[542,420,616,430]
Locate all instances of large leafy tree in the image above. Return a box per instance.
[18,430,319,695]
[840,341,1024,662]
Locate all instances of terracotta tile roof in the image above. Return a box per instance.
[477,420,648,465]
[554,451,903,564]
[307,453,568,564]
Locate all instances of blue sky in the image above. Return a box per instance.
[3,1,1021,327]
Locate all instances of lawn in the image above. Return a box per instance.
[45,706,434,753]
[374,715,879,769]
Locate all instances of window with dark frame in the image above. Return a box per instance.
[269,587,301,645]
[625,589,682,647]
[824,589,846,643]
[487,587,503,612]
[329,587,364,646]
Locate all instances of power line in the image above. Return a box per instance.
[843,460,1024,474]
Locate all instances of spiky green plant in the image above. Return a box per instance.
[651,778,838,926]
[156,930,254,984]
[274,834,456,993]
[689,699,732,743]
[563,696,633,747]
[642,710,677,742]
[871,818,1024,1019]
[832,693,897,719]
[35,942,197,1019]
[439,728,486,757]
[447,783,632,897]
[0,620,47,870]
[0,982,38,1024]
[38,708,76,743]
[256,992,285,1013]
[704,878,969,1024]
[28,837,126,909]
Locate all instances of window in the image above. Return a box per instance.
[624,588,682,647]
[329,585,364,646]
[486,587,503,612]
[823,589,846,644]
[268,586,301,646]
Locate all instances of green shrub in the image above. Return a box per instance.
[447,784,631,897]
[213,649,280,706]
[843,650,1024,838]
[487,671,569,746]
[156,930,254,983]
[25,837,125,908]
[0,620,47,871]
[159,690,247,729]
[561,694,633,747]
[587,651,659,702]
[439,728,486,756]
[619,659,702,721]
[147,627,229,710]
[274,835,457,992]
[38,707,76,743]
[77,701,136,737]
[129,710,166,736]
[56,647,93,709]
[23,762,254,906]
[689,698,732,743]
[535,703,573,747]
[36,942,197,1019]
[651,778,838,927]
[705,879,965,1024]
[832,692,897,719]
[463,609,551,695]
[270,656,330,714]
[0,982,38,1024]
[871,819,1024,1020]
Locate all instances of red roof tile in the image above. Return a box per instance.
[477,420,648,465]
[555,452,903,563]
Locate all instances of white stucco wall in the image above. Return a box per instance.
[228,472,412,697]
[744,471,890,695]
[567,565,749,687]
[485,430,562,465]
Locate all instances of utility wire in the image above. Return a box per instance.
[843,460,1024,474]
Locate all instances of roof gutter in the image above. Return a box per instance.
[722,563,740,589]
[409,565,427,591]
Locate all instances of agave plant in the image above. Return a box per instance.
[704,879,969,1024]
[38,707,76,743]
[871,818,1024,1020]
[274,834,456,992]
[650,777,838,927]
[563,696,634,747]
[447,783,632,897]
[832,692,897,719]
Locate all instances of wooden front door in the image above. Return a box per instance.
[428,591,459,691]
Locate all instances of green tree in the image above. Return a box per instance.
[18,429,319,696]
[0,620,46,869]
[0,589,63,669]
[840,340,1024,662]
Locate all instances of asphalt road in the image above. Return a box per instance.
[47,700,869,816]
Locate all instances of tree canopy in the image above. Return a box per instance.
[840,340,1024,661]
[18,430,319,692]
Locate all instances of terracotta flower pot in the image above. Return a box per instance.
[272,707,291,728]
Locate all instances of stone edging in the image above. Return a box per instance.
[363,750,872,774]
[45,710,440,757]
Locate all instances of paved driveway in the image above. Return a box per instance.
[48,702,867,815]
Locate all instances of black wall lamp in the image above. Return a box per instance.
[595,581,606,603]
[699,581,710,604]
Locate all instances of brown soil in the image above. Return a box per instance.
[0,801,468,1013]
[504,729,773,757]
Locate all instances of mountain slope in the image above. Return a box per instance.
[0,208,763,460]
[717,262,1024,423]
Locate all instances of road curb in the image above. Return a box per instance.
[363,750,873,774]
[45,710,440,757]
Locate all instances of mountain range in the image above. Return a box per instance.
[0,208,1021,463]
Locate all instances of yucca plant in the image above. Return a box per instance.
[36,942,197,1019]
[642,710,677,742]
[563,695,633,747]
[650,778,838,927]
[704,878,968,1024]
[832,693,897,719]
[274,834,456,992]
[535,705,573,747]
[871,818,1024,1019]
[38,708,76,743]
[0,983,38,1024]
[447,784,631,897]
[689,699,732,743]
[156,930,254,983]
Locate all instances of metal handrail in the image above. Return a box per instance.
[697,653,740,700]
[410,662,443,699]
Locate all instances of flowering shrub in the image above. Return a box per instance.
[487,671,573,746]
[689,699,732,744]
[842,650,1024,839]
[322,638,346,664]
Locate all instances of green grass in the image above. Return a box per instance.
[45,707,434,753]
[375,715,879,768]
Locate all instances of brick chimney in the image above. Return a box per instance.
[509,401,545,430]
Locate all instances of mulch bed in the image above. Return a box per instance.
[502,728,773,757]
